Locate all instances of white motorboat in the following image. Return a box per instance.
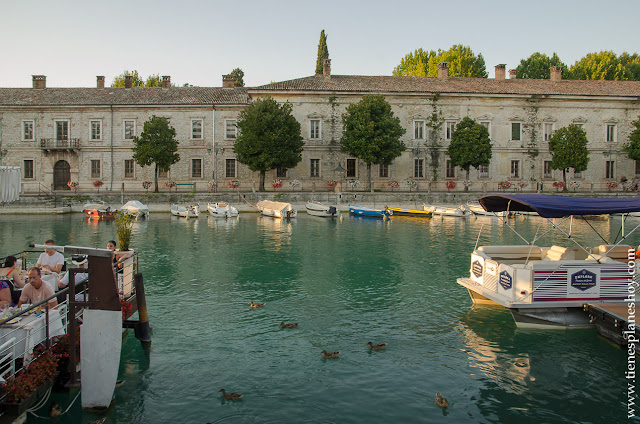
[256,200,297,219]
[207,202,239,218]
[423,204,470,217]
[120,200,150,219]
[83,201,117,219]
[466,202,507,217]
[457,194,640,329]
[170,203,199,218]
[305,201,338,217]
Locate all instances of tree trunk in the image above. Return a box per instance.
[154,164,159,193]
[562,169,567,192]
[259,170,265,192]
[367,163,372,192]
[465,169,470,192]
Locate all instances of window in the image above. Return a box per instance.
[90,120,102,141]
[310,159,320,177]
[574,123,584,129]
[191,119,203,140]
[445,160,455,179]
[479,121,491,139]
[606,124,616,143]
[414,120,424,140]
[510,160,520,178]
[225,159,236,178]
[605,161,615,179]
[23,160,34,179]
[511,122,521,141]
[276,167,287,178]
[22,120,34,141]
[479,164,489,179]
[309,120,321,139]
[544,161,553,178]
[191,159,202,178]
[158,167,168,178]
[225,120,237,139]
[379,163,389,178]
[414,159,424,178]
[55,120,69,141]
[346,159,356,178]
[574,170,582,178]
[90,160,101,178]
[124,160,134,178]
[445,121,456,141]
[124,120,135,140]
[543,123,554,142]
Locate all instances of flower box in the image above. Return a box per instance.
[0,379,53,422]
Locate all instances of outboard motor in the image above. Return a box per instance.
[328,206,337,216]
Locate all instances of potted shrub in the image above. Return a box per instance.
[92,179,104,193]
[115,211,134,252]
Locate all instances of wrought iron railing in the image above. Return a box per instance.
[39,138,80,150]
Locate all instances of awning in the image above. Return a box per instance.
[479,194,640,218]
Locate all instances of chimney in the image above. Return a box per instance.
[509,69,517,79]
[97,76,105,89]
[495,64,506,81]
[32,75,46,89]
[437,62,449,80]
[222,75,235,88]
[550,66,562,82]
[162,75,171,89]
[323,59,331,78]
[125,75,133,89]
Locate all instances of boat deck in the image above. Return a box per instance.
[586,303,638,347]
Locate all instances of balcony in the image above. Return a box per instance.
[40,138,80,152]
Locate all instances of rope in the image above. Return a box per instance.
[26,385,81,418]
[240,194,258,209]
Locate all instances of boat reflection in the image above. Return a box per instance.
[257,214,295,252]
[207,215,239,231]
[170,214,199,233]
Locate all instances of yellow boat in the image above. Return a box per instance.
[387,207,432,218]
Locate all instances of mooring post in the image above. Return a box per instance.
[134,273,151,344]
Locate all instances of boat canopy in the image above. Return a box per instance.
[479,194,640,218]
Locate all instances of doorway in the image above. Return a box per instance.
[53,160,70,190]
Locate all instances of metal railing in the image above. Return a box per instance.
[39,138,80,150]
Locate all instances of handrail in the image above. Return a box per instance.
[37,183,57,207]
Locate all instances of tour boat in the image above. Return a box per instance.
[423,204,470,217]
[207,202,239,218]
[120,200,150,219]
[348,204,392,218]
[457,194,640,328]
[387,206,432,218]
[257,200,297,219]
[170,204,199,218]
[305,201,338,217]
[83,201,117,219]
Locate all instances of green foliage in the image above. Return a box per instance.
[132,115,180,192]
[340,94,406,189]
[624,116,640,161]
[447,117,492,180]
[393,45,487,78]
[114,211,134,251]
[516,52,568,79]
[229,68,245,87]
[234,97,304,191]
[112,70,144,87]
[315,30,329,75]
[145,74,163,87]
[568,51,625,80]
[548,124,590,183]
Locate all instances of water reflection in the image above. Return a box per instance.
[256,215,294,253]
[206,215,239,231]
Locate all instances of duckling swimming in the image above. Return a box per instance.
[48,401,61,418]
[435,392,449,408]
[280,322,299,328]
[248,301,265,308]
[366,342,387,351]
[219,389,243,401]
[321,350,340,359]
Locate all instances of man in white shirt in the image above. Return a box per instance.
[36,239,65,274]
[58,255,89,301]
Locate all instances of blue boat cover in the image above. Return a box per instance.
[479,194,640,218]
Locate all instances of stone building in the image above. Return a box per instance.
[1,62,640,193]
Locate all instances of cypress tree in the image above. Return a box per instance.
[315,30,329,75]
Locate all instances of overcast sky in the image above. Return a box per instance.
[1,0,638,88]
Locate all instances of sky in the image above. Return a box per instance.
[1,0,639,88]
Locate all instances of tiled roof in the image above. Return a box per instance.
[0,87,250,106]
[253,75,640,97]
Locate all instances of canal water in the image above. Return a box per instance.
[0,213,635,423]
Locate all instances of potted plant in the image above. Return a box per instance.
[142,181,152,192]
[498,181,512,191]
[66,181,78,193]
[208,181,217,193]
[115,211,134,252]
[92,179,104,193]
[165,180,176,192]
[288,180,301,191]
[388,180,399,191]
[445,180,457,192]
[228,179,240,189]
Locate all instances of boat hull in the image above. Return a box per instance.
[83,209,117,219]
[305,202,337,217]
[387,207,432,217]
[171,204,199,218]
[348,204,391,218]
[207,202,239,218]
[424,204,469,217]
[257,200,297,219]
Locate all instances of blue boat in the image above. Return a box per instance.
[348,204,392,218]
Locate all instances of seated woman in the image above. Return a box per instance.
[106,240,131,270]
[0,281,11,308]
[0,256,25,288]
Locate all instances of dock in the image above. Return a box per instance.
[586,303,638,347]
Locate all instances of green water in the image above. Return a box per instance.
[0,213,635,423]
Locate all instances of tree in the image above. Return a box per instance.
[447,117,492,188]
[111,71,167,87]
[624,116,640,162]
[144,74,163,87]
[228,68,245,87]
[132,115,180,192]
[234,97,304,191]
[548,124,590,188]
[315,30,329,75]
[340,94,406,190]
[568,51,624,80]
[393,45,487,78]
[516,52,568,79]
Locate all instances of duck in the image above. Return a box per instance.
[115,379,125,389]
[280,322,299,328]
[248,301,265,308]
[435,392,449,408]
[48,400,62,418]
[366,342,387,351]
[219,388,243,401]
[321,350,340,359]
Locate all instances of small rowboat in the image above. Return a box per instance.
[348,204,392,218]
[305,202,338,217]
[423,204,470,217]
[83,202,117,219]
[387,207,432,218]
[257,200,297,219]
[171,204,199,218]
[207,202,239,218]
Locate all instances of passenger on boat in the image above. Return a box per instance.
[0,277,13,308]
[0,256,25,288]
[36,239,65,274]
[106,240,130,270]
[58,255,89,302]
[18,267,57,308]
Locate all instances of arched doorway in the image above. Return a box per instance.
[53,160,71,190]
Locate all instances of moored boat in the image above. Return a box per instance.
[171,203,199,218]
[387,206,432,218]
[466,202,507,217]
[83,201,117,219]
[348,204,392,218]
[305,201,338,217]
[257,200,297,219]
[121,200,150,219]
[207,202,239,218]
[423,204,470,217]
